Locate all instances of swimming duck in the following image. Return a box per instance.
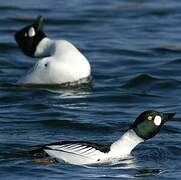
[14,16,91,86]
[33,111,174,165]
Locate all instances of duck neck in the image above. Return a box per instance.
[34,37,54,57]
[109,129,144,157]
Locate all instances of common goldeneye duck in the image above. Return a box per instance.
[14,16,91,86]
[32,111,175,165]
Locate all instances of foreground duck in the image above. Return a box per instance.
[14,16,91,86]
[32,111,174,165]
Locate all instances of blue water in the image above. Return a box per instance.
[0,0,181,179]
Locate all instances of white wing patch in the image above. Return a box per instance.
[46,143,103,156]
[44,143,106,165]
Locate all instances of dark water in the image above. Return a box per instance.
[0,0,181,179]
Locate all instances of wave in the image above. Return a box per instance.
[151,46,181,54]
[122,74,159,88]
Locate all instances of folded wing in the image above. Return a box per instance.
[43,141,110,165]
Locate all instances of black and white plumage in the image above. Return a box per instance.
[14,16,91,86]
[41,130,143,165]
[31,111,175,165]
[43,141,110,165]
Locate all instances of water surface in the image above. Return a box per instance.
[0,0,181,179]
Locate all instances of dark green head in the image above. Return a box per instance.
[131,111,175,140]
[14,16,46,57]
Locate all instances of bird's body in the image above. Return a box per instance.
[43,130,142,165]
[17,38,91,85]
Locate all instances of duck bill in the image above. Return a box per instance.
[163,113,175,122]
[33,16,44,32]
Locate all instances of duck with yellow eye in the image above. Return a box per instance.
[28,110,175,165]
[131,111,175,140]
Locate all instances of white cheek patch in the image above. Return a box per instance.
[28,27,36,37]
[154,115,162,126]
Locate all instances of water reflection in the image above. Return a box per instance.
[135,168,163,177]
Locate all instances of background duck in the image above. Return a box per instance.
[14,16,91,86]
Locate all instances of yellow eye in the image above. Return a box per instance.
[24,32,28,37]
[148,116,152,121]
